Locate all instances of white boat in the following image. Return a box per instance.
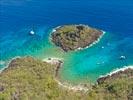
[30,30,35,35]
[119,55,126,60]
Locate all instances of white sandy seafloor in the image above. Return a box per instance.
[0,61,5,65]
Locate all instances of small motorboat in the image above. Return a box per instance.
[119,55,126,60]
[29,30,35,35]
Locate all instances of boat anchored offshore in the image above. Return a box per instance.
[119,56,126,60]
[29,30,35,35]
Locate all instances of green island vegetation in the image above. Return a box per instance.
[51,25,103,51]
[0,57,133,100]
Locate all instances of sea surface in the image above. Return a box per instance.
[0,0,133,83]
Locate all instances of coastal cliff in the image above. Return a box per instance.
[0,57,133,100]
[97,68,133,84]
[0,57,89,100]
[51,25,103,51]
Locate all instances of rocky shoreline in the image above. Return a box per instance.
[51,24,103,52]
[2,56,132,92]
[0,56,21,73]
[97,66,133,84]
[43,57,91,92]
[0,25,132,100]
[43,57,63,77]
[0,57,133,100]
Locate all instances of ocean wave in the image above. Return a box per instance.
[76,30,106,51]
[99,65,133,78]
[0,56,21,73]
[52,26,61,33]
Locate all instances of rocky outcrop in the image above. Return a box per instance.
[0,86,4,92]
[51,25,103,51]
[97,68,133,84]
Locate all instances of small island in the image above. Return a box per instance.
[51,25,103,51]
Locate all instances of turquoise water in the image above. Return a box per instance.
[0,0,133,83]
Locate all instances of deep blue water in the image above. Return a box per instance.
[0,0,133,83]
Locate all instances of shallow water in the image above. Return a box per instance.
[0,0,133,83]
